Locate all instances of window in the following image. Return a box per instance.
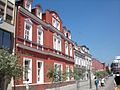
[25,0,31,12]
[6,14,12,24]
[37,26,43,45]
[23,58,32,83]
[57,37,61,51]
[24,20,32,41]
[37,10,42,19]
[52,17,60,30]
[56,20,60,30]
[65,41,68,55]
[0,1,5,17]
[70,44,72,57]
[37,60,44,83]
[54,37,57,50]
[53,34,61,51]
[54,63,62,81]
[70,66,74,80]
[0,29,13,51]
[66,65,69,81]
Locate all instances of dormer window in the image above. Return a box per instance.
[25,0,31,12]
[69,34,71,39]
[52,17,60,30]
[37,10,42,19]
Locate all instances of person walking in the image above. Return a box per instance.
[95,77,99,90]
[101,78,105,87]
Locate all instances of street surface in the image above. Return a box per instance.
[81,76,115,90]
[101,76,115,90]
[46,76,115,90]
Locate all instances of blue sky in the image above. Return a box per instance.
[32,0,120,64]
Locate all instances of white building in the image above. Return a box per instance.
[74,44,92,80]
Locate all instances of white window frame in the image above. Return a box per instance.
[25,0,31,12]
[65,41,68,55]
[37,9,42,19]
[52,17,60,30]
[69,34,71,39]
[70,44,72,57]
[54,63,63,81]
[53,33,61,51]
[54,63,63,72]
[24,19,32,41]
[23,58,32,83]
[66,65,70,81]
[37,25,43,45]
[53,35,57,50]
[70,66,74,80]
[57,35,61,51]
[52,17,56,28]
[36,60,44,84]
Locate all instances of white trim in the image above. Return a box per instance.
[70,44,72,57]
[66,65,70,81]
[54,62,63,72]
[37,9,42,19]
[25,0,31,12]
[23,58,32,84]
[24,19,32,41]
[53,33,61,51]
[65,41,68,55]
[36,60,44,84]
[37,25,43,45]
[52,17,60,30]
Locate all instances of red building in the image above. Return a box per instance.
[92,58,106,71]
[15,0,74,89]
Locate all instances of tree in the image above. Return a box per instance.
[94,70,108,78]
[47,65,65,83]
[0,49,23,90]
[74,66,86,80]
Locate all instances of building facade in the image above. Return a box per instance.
[92,58,106,72]
[74,45,92,80]
[0,0,16,52]
[0,0,16,90]
[15,0,74,89]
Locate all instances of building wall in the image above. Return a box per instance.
[92,58,105,71]
[15,0,74,89]
[0,0,15,53]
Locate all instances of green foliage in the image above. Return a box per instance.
[47,65,64,83]
[94,70,108,78]
[47,65,87,82]
[106,69,111,75]
[0,49,23,78]
[74,66,86,80]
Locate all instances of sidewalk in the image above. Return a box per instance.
[46,80,96,90]
[78,80,96,90]
[46,77,114,90]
